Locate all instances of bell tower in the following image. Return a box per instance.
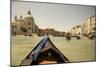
[14,15,17,22]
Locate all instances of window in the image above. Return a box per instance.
[28,23,31,25]
[28,27,31,30]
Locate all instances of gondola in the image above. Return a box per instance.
[20,35,70,66]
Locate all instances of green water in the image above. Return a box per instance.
[11,34,96,66]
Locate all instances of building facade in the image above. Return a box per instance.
[11,10,38,35]
[71,25,82,36]
[70,16,96,36]
[82,16,96,35]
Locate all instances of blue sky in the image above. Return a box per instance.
[12,1,96,32]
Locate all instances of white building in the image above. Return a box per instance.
[70,16,96,36]
[11,10,38,35]
[71,25,82,36]
[82,16,96,35]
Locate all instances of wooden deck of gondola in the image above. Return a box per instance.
[21,59,33,65]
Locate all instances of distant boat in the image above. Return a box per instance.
[20,35,70,66]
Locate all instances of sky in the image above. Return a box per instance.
[11,1,96,32]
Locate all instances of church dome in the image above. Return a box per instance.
[27,10,33,18]
[27,10,31,15]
